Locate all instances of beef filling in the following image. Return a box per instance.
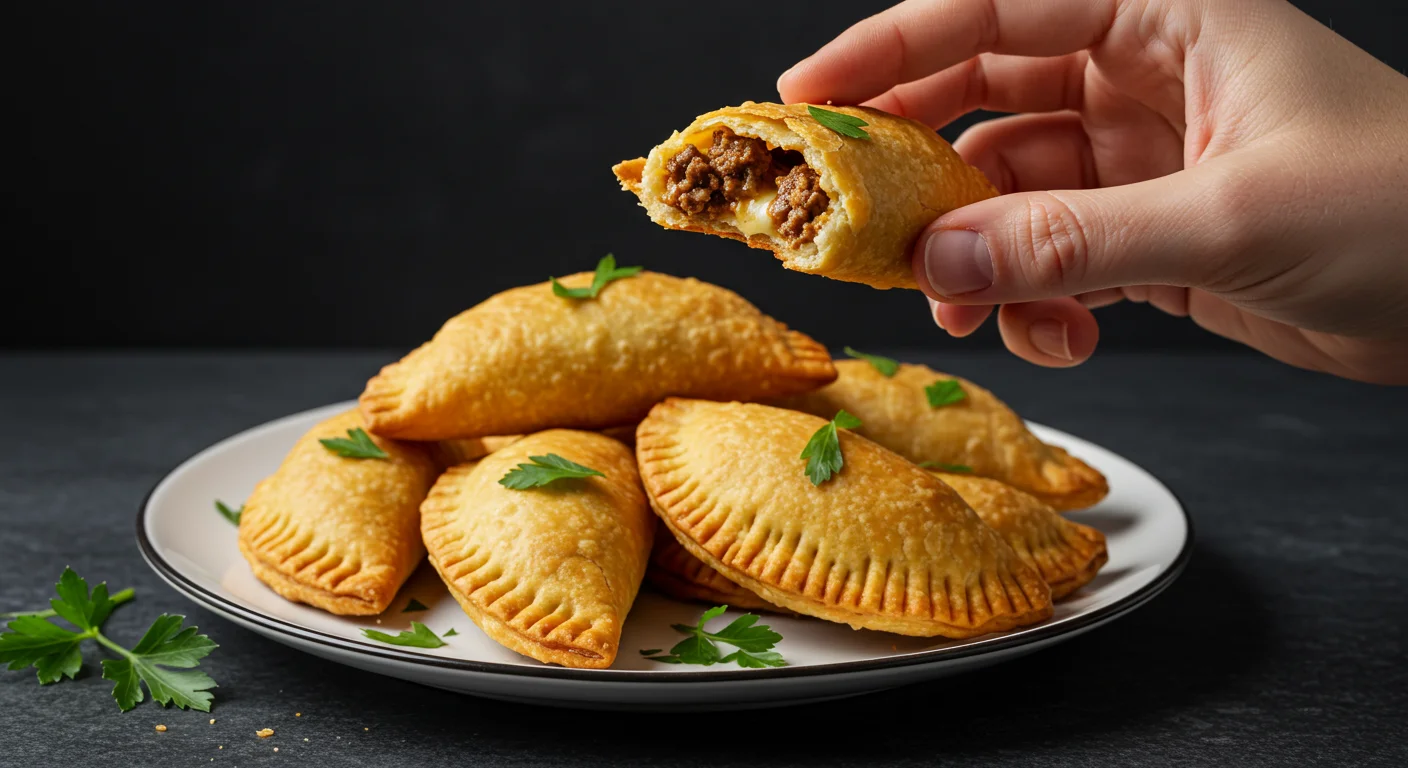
[768,165,829,245]
[661,129,830,245]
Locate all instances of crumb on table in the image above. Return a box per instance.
[154,725,167,733]
[257,728,275,738]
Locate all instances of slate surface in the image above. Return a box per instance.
[1,351,1404,767]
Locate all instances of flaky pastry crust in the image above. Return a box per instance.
[645,522,789,613]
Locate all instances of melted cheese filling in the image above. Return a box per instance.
[732,191,779,238]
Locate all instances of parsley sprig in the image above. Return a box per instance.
[362,622,446,648]
[807,105,870,140]
[499,454,605,489]
[319,427,389,459]
[551,254,643,299]
[799,410,863,486]
[843,347,899,377]
[0,568,218,712]
[214,500,243,525]
[924,379,966,408]
[642,606,786,668]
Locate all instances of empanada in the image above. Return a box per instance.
[775,361,1108,511]
[361,271,836,440]
[238,410,438,616]
[933,473,1108,600]
[614,102,996,290]
[645,521,786,613]
[636,398,1052,638]
[421,430,653,668]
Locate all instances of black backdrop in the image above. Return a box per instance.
[9,1,1405,350]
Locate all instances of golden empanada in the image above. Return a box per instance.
[614,102,996,290]
[775,361,1108,511]
[645,521,786,613]
[428,435,524,468]
[421,430,653,668]
[238,410,438,616]
[933,473,1108,600]
[636,398,1053,638]
[361,271,836,440]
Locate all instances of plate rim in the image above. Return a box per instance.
[136,402,1195,684]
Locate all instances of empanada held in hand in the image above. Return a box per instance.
[775,360,1108,511]
[636,399,1052,638]
[421,430,653,668]
[360,270,836,440]
[934,473,1108,600]
[238,410,438,616]
[613,102,996,290]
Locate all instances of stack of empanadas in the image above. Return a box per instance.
[234,102,1111,670]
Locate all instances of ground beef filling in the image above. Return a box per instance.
[662,129,829,245]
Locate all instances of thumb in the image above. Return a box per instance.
[913,164,1249,304]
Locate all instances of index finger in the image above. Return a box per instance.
[777,0,1118,106]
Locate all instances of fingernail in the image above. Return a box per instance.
[1029,319,1073,361]
[923,230,993,296]
[926,297,946,330]
[776,63,800,95]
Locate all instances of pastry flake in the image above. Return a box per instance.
[238,410,438,616]
[636,398,1053,638]
[933,473,1108,600]
[614,102,997,290]
[360,271,836,440]
[774,360,1109,511]
[421,430,653,668]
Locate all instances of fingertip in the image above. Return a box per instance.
[776,61,805,103]
[996,299,1099,368]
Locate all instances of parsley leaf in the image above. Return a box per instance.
[443,628,459,638]
[499,454,606,489]
[361,622,446,649]
[799,410,862,486]
[0,568,215,712]
[843,347,899,377]
[214,500,242,526]
[924,379,966,408]
[319,427,389,459]
[551,254,643,299]
[919,461,974,473]
[644,606,787,668]
[807,105,871,140]
[401,599,428,613]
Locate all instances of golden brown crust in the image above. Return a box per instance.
[645,521,790,613]
[238,410,438,616]
[636,398,1052,638]
[360,271,837,440]
[614,102,997,290]
[774,360,1109,511]
[420,430,653,668]
[933,473,1108,600]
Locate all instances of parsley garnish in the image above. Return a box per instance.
[799,410,863,486]
[499,454,605,489]
[0,568,217,712]
[551,254,643,299]
[807,105,870,140]
[401,599,428,613]
[214,500,242,526]
[642,606,786,668]
[443,628,459,637]
[924,379,966,408]
[919,461,973,473]
[361,622,446,649]
[843,347,899,377]
[319,427,389,459]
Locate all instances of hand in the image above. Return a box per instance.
[778,0,1408,384]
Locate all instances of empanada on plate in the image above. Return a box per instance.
[645,521,786,613]
[361,271,836,440]
[613,102,996,290]
[636,399,1053,638]
[775,360,1108,511]
[421,430,653,668]
[238,410,438,616]
[933,473,1108,600]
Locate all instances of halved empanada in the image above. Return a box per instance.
[775,360,1108,511]
[421,430,653,668]
[361,271,836,440]
[238,410,438,615]
[933,473,1108,600]
[614,102,996,290]
[637,398,1052,638]
[645,521,786,613]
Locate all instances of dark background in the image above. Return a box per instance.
[9,0,1406,351]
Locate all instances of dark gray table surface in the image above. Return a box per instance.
[1,351,1405,767]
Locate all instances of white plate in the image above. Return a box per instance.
[138,401,1191,710]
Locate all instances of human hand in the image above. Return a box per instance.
[778,0,1408,384]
